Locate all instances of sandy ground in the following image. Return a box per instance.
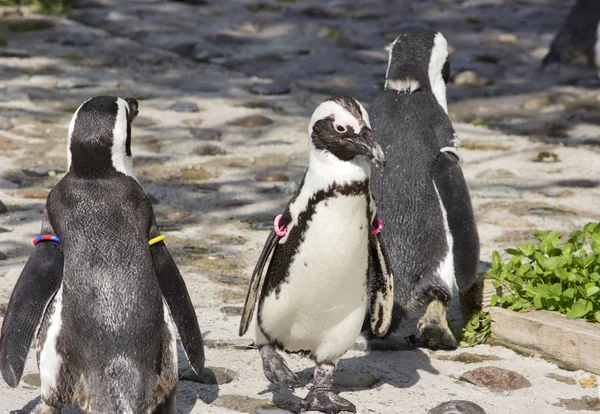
[1,0,600,412]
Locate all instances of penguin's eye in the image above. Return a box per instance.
[335,125,347,133]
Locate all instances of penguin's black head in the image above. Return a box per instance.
[385,29,450,111]
[309,95,384,166]
[67,96,139,179]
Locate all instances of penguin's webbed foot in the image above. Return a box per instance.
[259,345,302,388]
[407,300,457,350]
[301,388,356,414]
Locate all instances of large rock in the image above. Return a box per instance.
[460,366,531,392]
[428,400,486,414]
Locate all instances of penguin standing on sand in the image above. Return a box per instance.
[368,30,481,349]
[542,0,600,71]
[0,96,204,413]
[240,96,394,413]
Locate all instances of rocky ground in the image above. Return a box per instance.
[1,0,600,413]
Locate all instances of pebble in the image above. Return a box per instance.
[428,400,486,414]
[333,370,378,388]
[523,96,551,111]
[22,166,65,177]
[219,275,241,285]
[21,373,40,388]
[0,200,7,214]
[249,82,290,96]
[453,70,491,87]
[165,211,191,222]
[220,306,243,316]
[0,251,7,261]
[498,34,518,44]
[0,48,30,58]
[255,173,289,182]
[302,6,343,18]
[546,373,576,385]
[228,115,273,128]
[61,37,92,47]
[190,128,222,141]
[192,43,228,62]
[179,366,236,385]
[20,188,49,199]
[167,101,200,112]
[460,366,531,391]
[0,116,12,130]
[133,116,156,127]
[194,144,227,156]
[57,77,94,89]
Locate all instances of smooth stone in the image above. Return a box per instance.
[546,373,577,385]
[255,173,289,182]
[194,144,227,156]
[333,370,378,388]
[428,400,486,414]
[0,251,7,261]
[302,6,343,18]
[167,101,199,112]
[219,276,241,285]
[249,82,290,96]
[20,188,49,199]
[165,211,191,222]
[209,32,252,45]
[0,87,30,102]
[228,115,273,128]
[0,227,10,233]
[57,77,93,89]
[220,306,243,316]
[460,366,531,392]
[523,96,551,111]
[21,373,40,388]
[498,33,517,44]
[61,37,92,46]
[192,43,229,62]
[350,50,388,64]
[336,37,365,50]
[261,182,299,195]
[179,366,235,385]
[133,116,156,127]
[0,48,30,58]
[453,70,491,87]
[22,165,65,177]
[0,116,12,130]
[190,128,222,141]
[0,200,7,214]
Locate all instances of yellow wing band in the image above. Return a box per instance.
[148,235,166,246]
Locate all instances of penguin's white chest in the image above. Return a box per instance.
[260,194,370,362]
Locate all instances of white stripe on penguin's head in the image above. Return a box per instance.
[428,32,449,114]
[66,97,93,170]
[384,37,400,90]
[111,98,138,181]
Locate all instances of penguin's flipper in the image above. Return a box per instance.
[0,211,63,388]
[368,231,395,337]
[149,224,204,375]
[432,151,480,293]
[239,230,278,337]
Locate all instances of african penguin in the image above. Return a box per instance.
[0,96,204,414]
[369,29,481,350]
[542,0,600,72]
[239,96,394,413]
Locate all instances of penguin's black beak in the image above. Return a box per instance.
[125,97,139,122]
[354,127,385,167]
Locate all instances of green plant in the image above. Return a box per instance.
[0,0,75,14]
[470,117,489,128]
[486,222,600,321]
[460,310,491,347]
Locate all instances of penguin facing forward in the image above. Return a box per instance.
[369,30,481,350]
[542,0,600,71]
[239,96,394,413]
[0,96,204,413]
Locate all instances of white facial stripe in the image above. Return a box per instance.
[356,100,371,129]
[386,78,421,93]
[111,98,138,181]
[428,32,449,114]
[384,37,400,89]
[308,101,362,135]
[66,97,93,170]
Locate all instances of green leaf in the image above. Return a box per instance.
[567,300,589,319]
[518,243,535,257]
[505,248,521,256]
[491,251,501,269]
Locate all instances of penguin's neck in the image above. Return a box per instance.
[307,147,370,190]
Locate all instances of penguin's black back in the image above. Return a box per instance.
[370,90,476,324]
[46,171,163,403]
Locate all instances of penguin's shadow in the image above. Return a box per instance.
[261,348,438,413]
